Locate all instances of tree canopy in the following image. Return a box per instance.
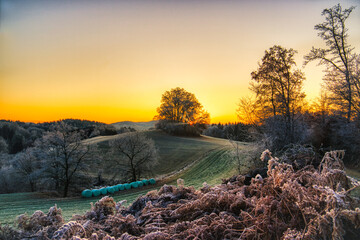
[250,45,306,122]
[155,87,210,124]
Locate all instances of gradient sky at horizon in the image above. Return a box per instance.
[1,0,360,123]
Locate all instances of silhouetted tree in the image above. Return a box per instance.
[36,123,91,197]
[304,4,359,120]
[250,45,306,142]
[155,87,210,124]
[110,132,158,182]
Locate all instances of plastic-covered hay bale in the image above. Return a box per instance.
[113,185,119,191]
[142,179,149,185]
[130,182,139,188]
[92,189,101,197]
[137,181,144,187]
[107,186,115,194]
[100,187,107,195]
[149,178,156,185]
[118,184,125,191]
[124,183,131,190]
[81,189,92,198]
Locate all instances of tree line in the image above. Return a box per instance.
[0,120,157,197]
[236,4,360,166]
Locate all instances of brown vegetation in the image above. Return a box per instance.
[2,150,359,239]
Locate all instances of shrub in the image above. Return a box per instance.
[155,120,202,136]
[263,115,308,152]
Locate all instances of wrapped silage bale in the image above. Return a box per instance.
[142,179,149,185]
[137,181,144,187]
[107,186,115,194]
[118,184,125,191]
[81,189,92,198]
[130,182,139,188]
[113,185,119,191]
[149,178,156,185]
[124,183,131,190]
[92,189,101,197]
[100,187,107,195]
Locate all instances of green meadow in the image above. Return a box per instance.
[0,130,254,225]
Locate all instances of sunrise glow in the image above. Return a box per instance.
[1,0,359,123]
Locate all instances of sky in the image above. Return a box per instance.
[0,0,359,124]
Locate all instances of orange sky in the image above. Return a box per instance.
[1,0,359,124]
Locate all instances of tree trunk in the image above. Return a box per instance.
[63,182,69,197]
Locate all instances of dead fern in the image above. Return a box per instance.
[5,150,360,239]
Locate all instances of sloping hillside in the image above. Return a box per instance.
[111,121,157,131]
[81,130,233,179]
[0,130,249,225]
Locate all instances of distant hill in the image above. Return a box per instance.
[111,120,157,131]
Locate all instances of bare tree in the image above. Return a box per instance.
[110,132,158,182]
[304,4,358,120]
[12,148,41,192]
[36,123,91,197]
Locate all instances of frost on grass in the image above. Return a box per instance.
[1,150,360,239]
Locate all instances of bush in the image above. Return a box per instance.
[155,120,202,136]
[263,115,308,152]
[309,115,360,166]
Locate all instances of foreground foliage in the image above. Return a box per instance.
[2,150,360,240]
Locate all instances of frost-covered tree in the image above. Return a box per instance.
[36,123,91,197]
[12,148,42,192]
[305,4,359,120]
[110,132,158,182]
[0,136,8,153]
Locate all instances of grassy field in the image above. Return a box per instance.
[111,121,157,131]
[0,187,158,225]
[82,130,232,178]
[0,131,247,226]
